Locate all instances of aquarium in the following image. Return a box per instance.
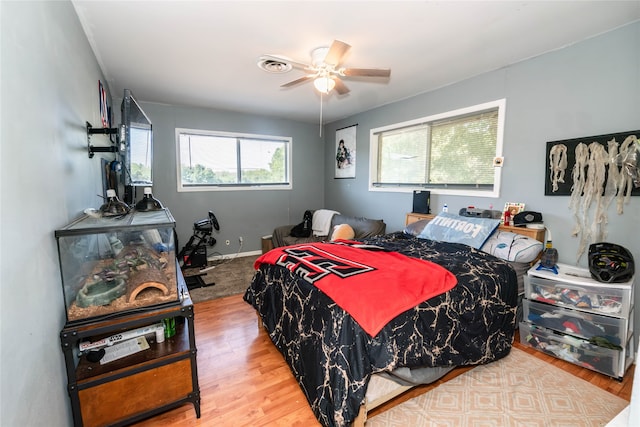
[55,208,181,325]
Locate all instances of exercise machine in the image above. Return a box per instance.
[177,211,220,289]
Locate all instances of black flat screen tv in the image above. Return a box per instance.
[121,89,153,190]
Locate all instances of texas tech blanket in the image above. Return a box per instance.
[255,240,457,336]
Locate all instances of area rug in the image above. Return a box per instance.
[367,347,628,427]
[183,254,259,303]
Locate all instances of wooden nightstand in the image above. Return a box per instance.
[405,212,546,243]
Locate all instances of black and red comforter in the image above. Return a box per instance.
[243,232,518,427]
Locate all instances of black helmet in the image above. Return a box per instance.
[588,242,634,283]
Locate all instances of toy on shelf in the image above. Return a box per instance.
[537,228,558,274]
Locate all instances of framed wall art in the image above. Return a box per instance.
[503,202,525,215]
[545,130,639,196]
[335,124,357,179]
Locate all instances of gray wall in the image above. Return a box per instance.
[1,2,115,425]
[325,22,639,268]
[135,102,324,255]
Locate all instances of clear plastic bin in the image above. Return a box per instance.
[524,262,633,317]
[519,321,633,379]
[522,299,632,346]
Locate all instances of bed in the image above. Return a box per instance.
[243,215,543,427]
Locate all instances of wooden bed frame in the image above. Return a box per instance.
[352,377,413,426]
[256,220,546,426]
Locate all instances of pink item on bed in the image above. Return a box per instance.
[254,240,458,336]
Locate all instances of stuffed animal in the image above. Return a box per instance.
[330,223,355,241]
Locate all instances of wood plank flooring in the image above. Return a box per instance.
[134,294,634,427]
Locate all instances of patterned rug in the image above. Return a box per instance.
[367,347,628,427]
[183,254,259,303]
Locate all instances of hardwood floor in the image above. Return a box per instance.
[134,294,635,427]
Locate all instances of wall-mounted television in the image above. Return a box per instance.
[120,89,152,203]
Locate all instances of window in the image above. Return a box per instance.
[369,99,505,197]
[176,128,291,191]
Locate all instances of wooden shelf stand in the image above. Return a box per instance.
[59,270,200,427]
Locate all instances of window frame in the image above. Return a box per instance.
[368,99,506,198]
[175,128,292,192]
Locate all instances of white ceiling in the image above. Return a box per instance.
[72,1,640,124]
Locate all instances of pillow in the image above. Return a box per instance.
[330,223,355,241]
[480,230,543,263]
[403,219,430,237]
[417,212,500,249]
[331,214,386,238]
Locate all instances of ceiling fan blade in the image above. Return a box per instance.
[342,68,391,77]
[281,75,314,88]
[333,78,350,95]
[261,54,310,70]
[324,40,351,66]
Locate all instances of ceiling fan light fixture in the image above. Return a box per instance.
[310,47,329,66]
[264,40,388,97]
[313,76,335,94]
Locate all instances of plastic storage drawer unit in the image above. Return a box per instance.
[522,299,633,346]
[524,263,633,318]
[519,322,633,379]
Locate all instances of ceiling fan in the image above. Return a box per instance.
[258,40,391,95]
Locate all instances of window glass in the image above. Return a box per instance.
[176,129,291,191]
[370,99,505,197]
[429,111,498,186]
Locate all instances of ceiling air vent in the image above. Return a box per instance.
[257,56,292,73]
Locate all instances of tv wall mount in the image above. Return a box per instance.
[86,121,120,158]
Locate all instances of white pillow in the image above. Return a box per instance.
[481,230,543,263]
[330,224,355,241]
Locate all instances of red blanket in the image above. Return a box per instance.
[255,240,458,336]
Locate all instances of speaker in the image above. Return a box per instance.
[412,190,431,214]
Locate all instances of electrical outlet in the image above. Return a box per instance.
[225,239,230,246]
